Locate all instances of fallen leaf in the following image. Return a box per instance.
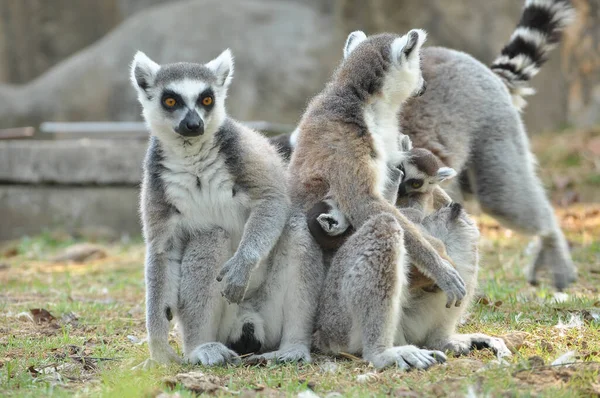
[356,372,379,383]
[551,351,577,366]
[30,308,55,324]
[51,243,107,263]
[28,365,39,377]
[501,331,530,353]
[163,371,226,395]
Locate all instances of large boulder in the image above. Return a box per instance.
[0,0,338,129]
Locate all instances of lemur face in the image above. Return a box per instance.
[130,49,233,140]
[343,29,427,102]
[398,148,457,197]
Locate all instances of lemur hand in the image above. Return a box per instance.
[433,259,466,308]
[216,254,255,304]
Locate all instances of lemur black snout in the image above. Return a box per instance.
[178,110,204,136]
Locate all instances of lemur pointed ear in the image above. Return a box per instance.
[436,167,457,182]
[206,48,234,87]
[130,51,160,93]
[343,31,367,59]
[391,29,427,63]
[399,135,413,152]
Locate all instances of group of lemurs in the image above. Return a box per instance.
[131,0,576,369]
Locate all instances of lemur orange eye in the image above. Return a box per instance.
[202,96,213,106]
[163,97,177,108]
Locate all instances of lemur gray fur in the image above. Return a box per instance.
[271,0,577,290]
[131,49,323,366]
[289,28,473,369]
[307,137,456,251]
[313,201,512,369]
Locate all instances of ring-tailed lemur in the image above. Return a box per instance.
[289,29,468,370]
[271,0,577,290]
[131,49,322,366]
[313,200,511,369]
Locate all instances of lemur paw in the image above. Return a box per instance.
[216,255,254,304]
[434,260,467,308]
[148,340,182,364]
[186,342,241,366]
[441,334,512,359]
[366,345,446,370]
[245,344,311,364]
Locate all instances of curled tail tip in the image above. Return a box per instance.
[491,0,575,108]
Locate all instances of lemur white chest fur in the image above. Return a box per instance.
[160,139,250,247]
[363,99,405,196]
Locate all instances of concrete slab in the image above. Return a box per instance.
[0,139,147,185]
[0,185,141,240]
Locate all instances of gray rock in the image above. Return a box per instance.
[0,0,337,129]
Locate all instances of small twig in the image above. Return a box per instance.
[338,352,362,361]
[69,355,122,362]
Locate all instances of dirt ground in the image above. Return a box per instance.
[1,128,599,397]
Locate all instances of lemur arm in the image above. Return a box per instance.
[331,169,466,307]
[217,190,289,303]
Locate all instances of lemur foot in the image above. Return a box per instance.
[131,358,159,371]
[148,340,182,365]
[440,334,512,358]
[186,342,241,366]
[528,236,577,291]
[246,344,311,364]
[366,345,446,370]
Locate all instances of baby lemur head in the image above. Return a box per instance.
[336,29,427,104]
[130,49,233,141]
[397,136,456,197]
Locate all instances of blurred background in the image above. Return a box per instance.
[0,0,599,241]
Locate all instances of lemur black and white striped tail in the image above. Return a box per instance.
[490,0,575,110]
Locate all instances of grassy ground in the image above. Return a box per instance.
[1,128,599,397]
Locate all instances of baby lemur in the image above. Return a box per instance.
[131,49,322,366]
[307,138,456,290]
[308,137,455,246]
[289,29,468,369]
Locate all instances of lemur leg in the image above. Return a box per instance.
[249,211,324,363]
[144,245,183,365]
[314,213,446,370]
[468,131,576,290]
[178,228,240,366]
